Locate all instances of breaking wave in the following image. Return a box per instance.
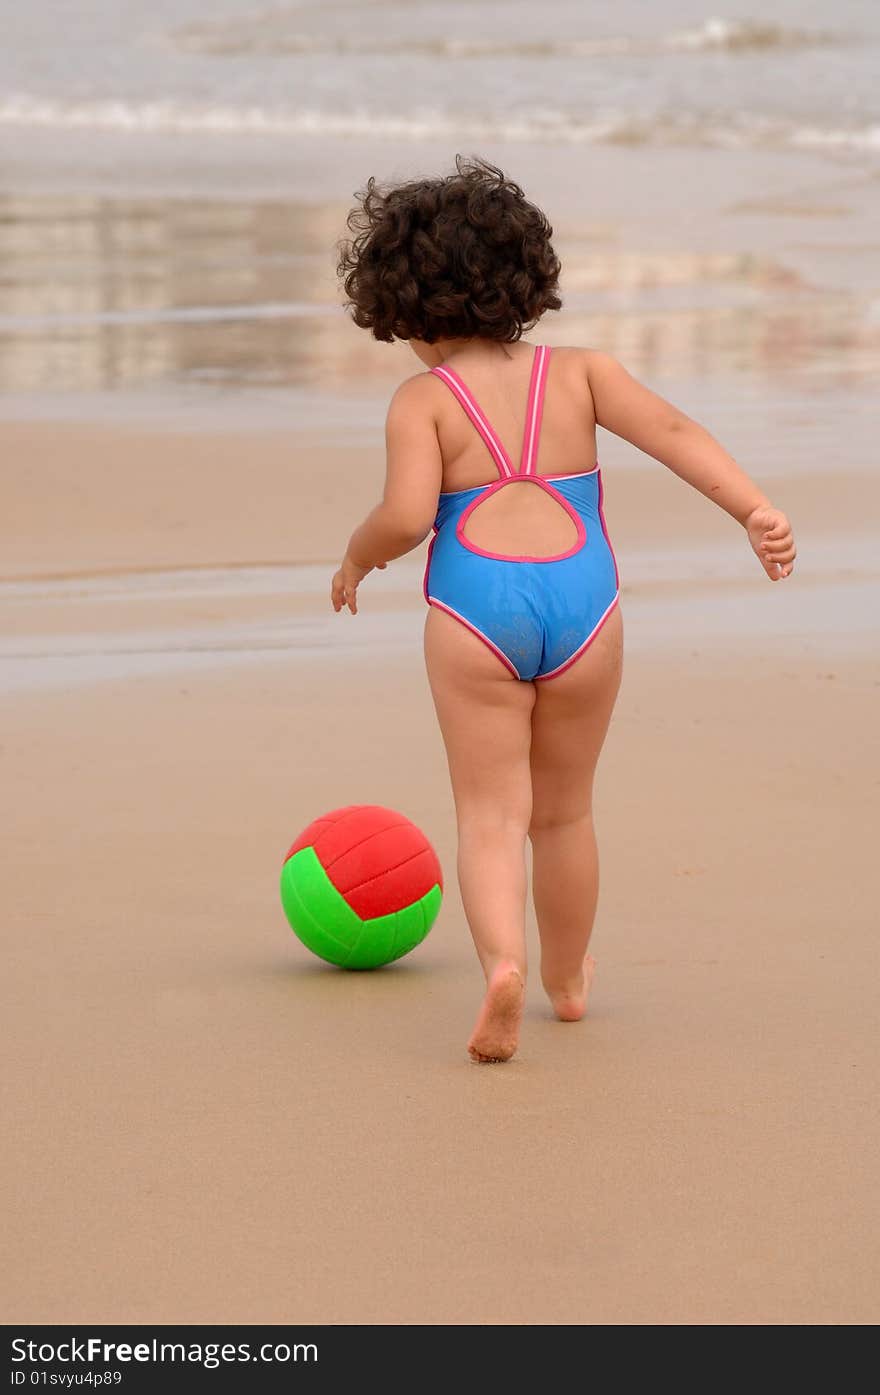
[1,94,877,154]
[170,13,839,59]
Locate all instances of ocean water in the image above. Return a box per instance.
[0,1,878,414]
[3,0,880,159]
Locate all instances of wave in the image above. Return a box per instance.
[2,94,878,154]
[664,17,835,52]
[171,13,839,60]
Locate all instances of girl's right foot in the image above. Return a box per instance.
[467,960,525,1063]
[545,954,596,1022]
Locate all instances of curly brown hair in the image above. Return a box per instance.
[335,155,562,344]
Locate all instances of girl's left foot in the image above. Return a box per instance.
[546,954,596,1022]
[467,960,524,1063]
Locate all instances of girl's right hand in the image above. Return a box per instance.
[745,504,796,581]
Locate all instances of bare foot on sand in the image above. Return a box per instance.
[467,961,525,1063]
[546,954,596,1023]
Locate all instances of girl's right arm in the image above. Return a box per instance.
[585,351,796,581]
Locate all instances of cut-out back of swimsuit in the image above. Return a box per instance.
[423,345,620,681]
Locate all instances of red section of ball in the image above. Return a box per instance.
[283,805,443,919]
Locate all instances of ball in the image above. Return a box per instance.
[280,805,443,969]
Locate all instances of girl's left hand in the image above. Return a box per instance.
[745,504,796,581]
[331,554,386,615]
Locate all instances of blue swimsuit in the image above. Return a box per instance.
[423,345,620,681]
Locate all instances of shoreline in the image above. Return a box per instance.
[3,416,876,696]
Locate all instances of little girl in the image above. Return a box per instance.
[330,156,795,1064]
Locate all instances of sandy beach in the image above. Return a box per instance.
[2,411,879,1325]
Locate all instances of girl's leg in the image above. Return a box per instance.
[423,606,536,1061]
[528,605,624,1021]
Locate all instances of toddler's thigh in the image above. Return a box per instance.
[423,606,535,816]
[529,605,623,826]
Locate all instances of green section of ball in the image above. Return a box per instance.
[280,846,442,970]
[280,846,361,964]
[349,882,442,970]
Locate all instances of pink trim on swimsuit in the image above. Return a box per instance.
[425,597,521,678]
[533,592,620,681]
[431,364,514,479]
[520,343,549,476]
[436,345,585,563]
[455,474,587,563]
[438,465,599,499]
[597,468,620,590]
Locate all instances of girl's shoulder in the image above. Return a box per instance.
[550,347,637,408]
[385,368,452,431]
[550,344,624,377]
[388,367,443,405]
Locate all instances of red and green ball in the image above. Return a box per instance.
[280,805,443,969]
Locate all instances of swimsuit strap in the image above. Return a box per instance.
[430,364,515,480]
[519,344,551,476]
[430,345,551,481]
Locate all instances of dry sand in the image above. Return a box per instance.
[2,419,878,1325]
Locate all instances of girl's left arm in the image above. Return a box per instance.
[332,376,442,615]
